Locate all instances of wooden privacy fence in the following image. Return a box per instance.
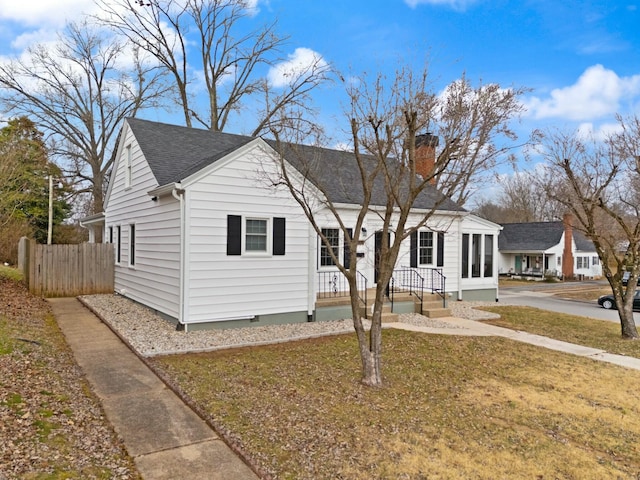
[19,238,114,297]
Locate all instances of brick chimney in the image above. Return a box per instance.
[562,213,574,279]
[415,133,439,184]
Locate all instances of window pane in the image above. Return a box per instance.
[129,224,135,266]
[419,231,433,265]
[246,219,267,251]
[462,234,469,278]
[320,228,339,266]
[472,234,481,277]
[484,234,493,277]
[246,219,267,234]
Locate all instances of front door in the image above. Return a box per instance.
[515,255,522,274]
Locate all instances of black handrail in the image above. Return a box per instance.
[390,268,425,313]
[427,268,446,307]
[317,270,368,318]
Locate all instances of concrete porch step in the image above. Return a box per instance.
[381,312,400,323]
[423,307,452,319]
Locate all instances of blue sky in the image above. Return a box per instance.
[1,0,639,179]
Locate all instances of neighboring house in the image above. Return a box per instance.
[497,215,602,280]
[85,118,501,330]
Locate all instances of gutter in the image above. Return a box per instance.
[171,183,187,331]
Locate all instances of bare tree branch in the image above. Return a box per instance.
[534,124,640,339]
[0,21,167,215]
[95,0,331,133]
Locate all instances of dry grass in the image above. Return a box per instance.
[152,329,640,479]
[0,264,23,282]
[0,272,139,478]
[480,305,640,358]
[553,287,611,301]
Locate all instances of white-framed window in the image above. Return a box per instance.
[320,228,339,266]
[129,223,136,267]
[484,234,494,277]
[116,225,121,264]
[108,226,113,244]
[462,233,494,279]
[124,144,132,189]
[245,218,267,252]
[471,233,482,277]
[226,215,285,256]
[592,256,599,265]
[577,256,589,269]
[419,231,433,265]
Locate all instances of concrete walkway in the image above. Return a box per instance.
[387,317,640,371]
[48,298,259,480]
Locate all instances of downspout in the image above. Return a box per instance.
[172,184,187,332]
[307,222,316,322]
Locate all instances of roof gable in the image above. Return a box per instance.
[124,117,464,212]
[498,222,564,251]
[498,221,596,252]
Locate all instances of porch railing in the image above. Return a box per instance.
[420,267,447,306]
[392,267,447,309]
[390,268,425,314]
[317,270,368,318]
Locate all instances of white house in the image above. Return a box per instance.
[497,215,602,280]
[89,118,501,330]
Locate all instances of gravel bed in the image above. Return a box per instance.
[448,300,506,320]
[80,294,506,357]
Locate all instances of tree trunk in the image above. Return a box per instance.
[361,308,383,387]
[619,303,639,339]
[350,286,383,387]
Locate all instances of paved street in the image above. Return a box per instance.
[498,281,639,323]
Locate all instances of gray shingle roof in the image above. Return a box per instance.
[498,221,595,252]
[126,118,464,212]
[127,118,253,186]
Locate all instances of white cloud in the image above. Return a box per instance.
[11,29,58,51]
[267,48,328,88]
[0,0,97,27]
[525,65,640,121]
[404,0,478,11]
[576,121,623,141]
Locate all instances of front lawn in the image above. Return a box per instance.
[480,305,640,357]
[152,328,640,479]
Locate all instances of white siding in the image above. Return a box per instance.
[105,124,181,319]
[183,146,310,323]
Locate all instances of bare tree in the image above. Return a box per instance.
[0,21,166,216]
[269,68,525,386]
[535,122,640,339]
[430,76,528,206]
[473,168,565,223]
[96,0,332,135]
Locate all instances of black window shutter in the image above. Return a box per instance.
[227,215,242,255]
[273,217,286,255]
[344,228,353,266]
[437,232,445,267]
[410,231,418,268]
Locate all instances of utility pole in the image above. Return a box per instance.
[47,174,53,245]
